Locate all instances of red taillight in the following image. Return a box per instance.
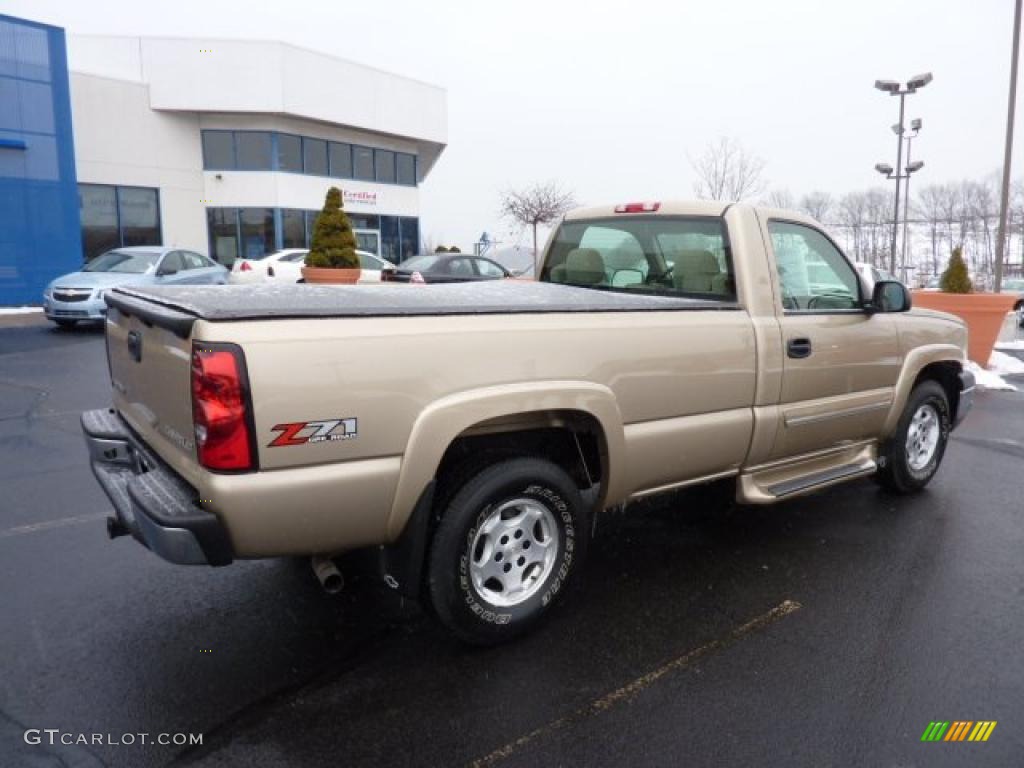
[614,202,661,213]
[239,261,252,272]
[191,343,255,471]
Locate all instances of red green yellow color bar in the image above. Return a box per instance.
[921,721,997,742]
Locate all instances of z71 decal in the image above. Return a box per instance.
[268,418,358,447]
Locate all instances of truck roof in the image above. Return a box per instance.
[563,200,731,220]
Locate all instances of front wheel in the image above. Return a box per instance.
[427,457,588,645]
[876,380,951,493]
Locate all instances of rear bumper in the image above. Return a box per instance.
[954,369,975,429]
[81,408,233,566]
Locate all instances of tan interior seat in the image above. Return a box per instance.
[564,248,606,285]
[673,249,726,293]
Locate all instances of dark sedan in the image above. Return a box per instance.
[384,254,513,283]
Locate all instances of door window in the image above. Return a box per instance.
[768,221,860,311]
[447,258,475,277]
[160,251,186,274]
[475,259,506,278]
[182,252,207,270]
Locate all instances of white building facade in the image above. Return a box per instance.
[68,35,447,265]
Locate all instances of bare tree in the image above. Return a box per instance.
[798,191,834,223]
[499,181,577,256]
[762,188,795,209]
[690,137,767,201]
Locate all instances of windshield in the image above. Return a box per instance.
[400,255,439,271]
[82,250,159,274]
[540,216,735,299]
[1003,278,1024,290]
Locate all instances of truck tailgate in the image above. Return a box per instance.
[105,302,200,485]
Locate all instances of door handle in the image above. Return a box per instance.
[787,337,812,359]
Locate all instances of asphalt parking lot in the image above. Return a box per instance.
[1,317,1023,768]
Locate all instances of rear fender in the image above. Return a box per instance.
[387,381,625,539]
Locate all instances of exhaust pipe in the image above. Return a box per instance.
[106,515,131,539]
[311,555,344,594]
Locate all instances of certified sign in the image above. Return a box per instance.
[343,190,377,207]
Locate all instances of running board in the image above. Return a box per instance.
[737,442,878,504]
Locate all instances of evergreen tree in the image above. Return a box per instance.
[939,246,973,293]
[305,187,360,268]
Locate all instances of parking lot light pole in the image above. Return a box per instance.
[995,0,1022,293]
[901,119,922,281]
[875,74,933,274]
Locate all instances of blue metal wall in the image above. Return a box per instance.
[0,15,81,306]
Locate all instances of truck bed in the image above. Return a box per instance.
[107,281,738,334]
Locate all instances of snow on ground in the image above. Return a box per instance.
[968,360,1017,391]
[0,307,42,315]
[988,350,1024,376]
[995,339,1024,350]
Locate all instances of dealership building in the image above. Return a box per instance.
[0,14,448,305]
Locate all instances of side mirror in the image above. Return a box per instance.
[870,280,911,313]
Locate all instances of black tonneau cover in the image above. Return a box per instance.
[106,281,738,337]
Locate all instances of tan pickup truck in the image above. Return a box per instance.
[83,200,973,644]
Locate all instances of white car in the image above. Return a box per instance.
[229,249,394,284]
[854,262,900,291]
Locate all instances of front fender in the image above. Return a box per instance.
[882,344,964,437]
[387,381,625,539]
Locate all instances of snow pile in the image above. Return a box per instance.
[967,361,1016,391]
[995,339,1024,350]
[0,307,42,315]
[988,350,1024,376]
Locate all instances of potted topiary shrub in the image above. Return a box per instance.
[911,246,1016,365]
[301,187,361,285]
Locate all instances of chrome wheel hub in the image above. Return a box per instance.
[468,498,559,607]
[905,404,940,471]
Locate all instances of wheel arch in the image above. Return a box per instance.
[386,381,625,541]
[882,345,963,437]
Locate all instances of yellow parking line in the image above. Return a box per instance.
[468,600,802,768]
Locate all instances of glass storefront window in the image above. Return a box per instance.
[239,208,274,258]
[117,187,161,248]
[398,217,420,262]
[375,150,396,184]
[396,153,416,186]
[281,209,306,249]
[303,138,328,176]
[199,131,417,185]
[353,146,374,181]
[207,207,240,266]
[79,185,120,261]
[277,134,302,173]
[329,142,352,178]
[235,132,272,170]
[305,210,319,246]
[380,215,400,264]
[201,131,234,169]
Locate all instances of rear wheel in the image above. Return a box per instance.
[427,457,588,645]
[876,380,950,493]
[1016,301,1023,327]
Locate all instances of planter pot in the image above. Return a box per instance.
[300,266,361,285]
[910,291,1016,365]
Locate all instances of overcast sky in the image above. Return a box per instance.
[5,0,1022,250]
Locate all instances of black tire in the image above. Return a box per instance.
[427,457,588,645]
[876,380,951,493]
[53,319,76,329]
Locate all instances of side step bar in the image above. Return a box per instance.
[737,441,878,504]
[764,460,876,498]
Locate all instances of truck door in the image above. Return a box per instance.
[761,217,901,460]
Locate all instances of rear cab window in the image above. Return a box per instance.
[540,216,736,300]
